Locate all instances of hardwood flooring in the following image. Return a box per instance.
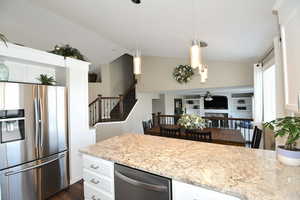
[48,180,84,200]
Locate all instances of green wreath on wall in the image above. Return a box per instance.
[173,65,194,83]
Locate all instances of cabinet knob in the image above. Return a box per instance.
[90,164,99,170]
[91,195,101,200]
[90,178,100,185]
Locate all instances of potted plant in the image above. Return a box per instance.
[264,116,300,166]
[49,44,86,61]
[37,74,56,85]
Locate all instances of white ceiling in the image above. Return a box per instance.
[30,0,277,62]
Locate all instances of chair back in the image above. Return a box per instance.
[185,129,212,142]
[142,120,153,133]
[160,127,180,138]
[251,126,262,148]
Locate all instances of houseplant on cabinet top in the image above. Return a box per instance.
[264,116,300,166]
[49,44,86,61]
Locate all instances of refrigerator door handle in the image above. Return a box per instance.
[38,98,44,147]
[34,98,40,149]
[4,154,65,176]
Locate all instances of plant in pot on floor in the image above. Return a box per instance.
[264,116,300,166]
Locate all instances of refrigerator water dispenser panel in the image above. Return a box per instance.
[0,109,25,143]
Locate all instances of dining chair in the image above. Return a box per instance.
[142,120,153,134]
[160,127,181,138]
[250,126,262,149]
[185,129,212,142]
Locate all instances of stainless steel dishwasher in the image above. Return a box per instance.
[114,164,172,200]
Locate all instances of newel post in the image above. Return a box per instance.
[98,95,102,122]
[157,112,161,127]
[119,95,124,119]
[152,113,156,127]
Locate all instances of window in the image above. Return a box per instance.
[263,65,276,122]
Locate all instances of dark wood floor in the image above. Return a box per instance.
[48,180,84,200]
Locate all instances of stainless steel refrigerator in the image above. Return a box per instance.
[0,82,69,200]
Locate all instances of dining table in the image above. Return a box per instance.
[146,125,246,147]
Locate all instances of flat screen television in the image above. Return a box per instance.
[204,96,228,109]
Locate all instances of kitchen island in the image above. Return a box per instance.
[80,134,300,200]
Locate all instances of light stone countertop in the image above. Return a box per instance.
[79,134,300,200]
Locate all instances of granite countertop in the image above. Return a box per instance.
[80,134,300,200]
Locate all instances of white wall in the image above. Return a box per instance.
[95,92,158,141]
[136,56,254,93]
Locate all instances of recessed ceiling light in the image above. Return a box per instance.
[132,0,141,4]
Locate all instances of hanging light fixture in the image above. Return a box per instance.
[133,49,142,75]
[132,0,142,75]
[190,40,201,69]
[204,91,213,102]
[198,63,208,83]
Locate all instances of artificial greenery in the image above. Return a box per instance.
[173,65,194,83]
[49,44,86,61]
[37,74,56,85]
[177,114,206,130]
[264,116,300,151]
[0,33,8,47]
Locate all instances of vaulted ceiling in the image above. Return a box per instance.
[30,0,277,61]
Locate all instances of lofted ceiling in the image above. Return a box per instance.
[30,0,277,62]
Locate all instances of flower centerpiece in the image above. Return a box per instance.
[173,65,194,83]
[264,116,300,166]
[177,114,206,130]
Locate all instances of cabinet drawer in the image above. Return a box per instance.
[173,180,240,200]
[83,155,114,178]
[83,169,114,195]
[84,183,113,200]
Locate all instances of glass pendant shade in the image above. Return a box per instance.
[133,50,142,75]
[198,64,208,83]
[190,40,202,69]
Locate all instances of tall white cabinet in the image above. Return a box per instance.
[274,0,300,113]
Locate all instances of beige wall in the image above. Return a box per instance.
[109,54,134,97]
[136,56,254,93]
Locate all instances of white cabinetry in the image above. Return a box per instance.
[83,155,115,200]
[173,180,240,200]
[274,0,300,112]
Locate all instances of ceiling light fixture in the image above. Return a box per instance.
[204,91,213,101]
[132,0,142,75]
[131,0,141,4]
[190,0,208,83]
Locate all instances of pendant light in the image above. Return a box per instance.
[190,40,202,69]
[132,0,142,75]
[133,49,142,75]
[189,0,208,82]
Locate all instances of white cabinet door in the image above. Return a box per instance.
[275,0,300,112]
[173,181,241,200]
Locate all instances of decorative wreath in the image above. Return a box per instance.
[173,65,194,83]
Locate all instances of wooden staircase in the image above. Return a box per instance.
[89,80,137,126]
